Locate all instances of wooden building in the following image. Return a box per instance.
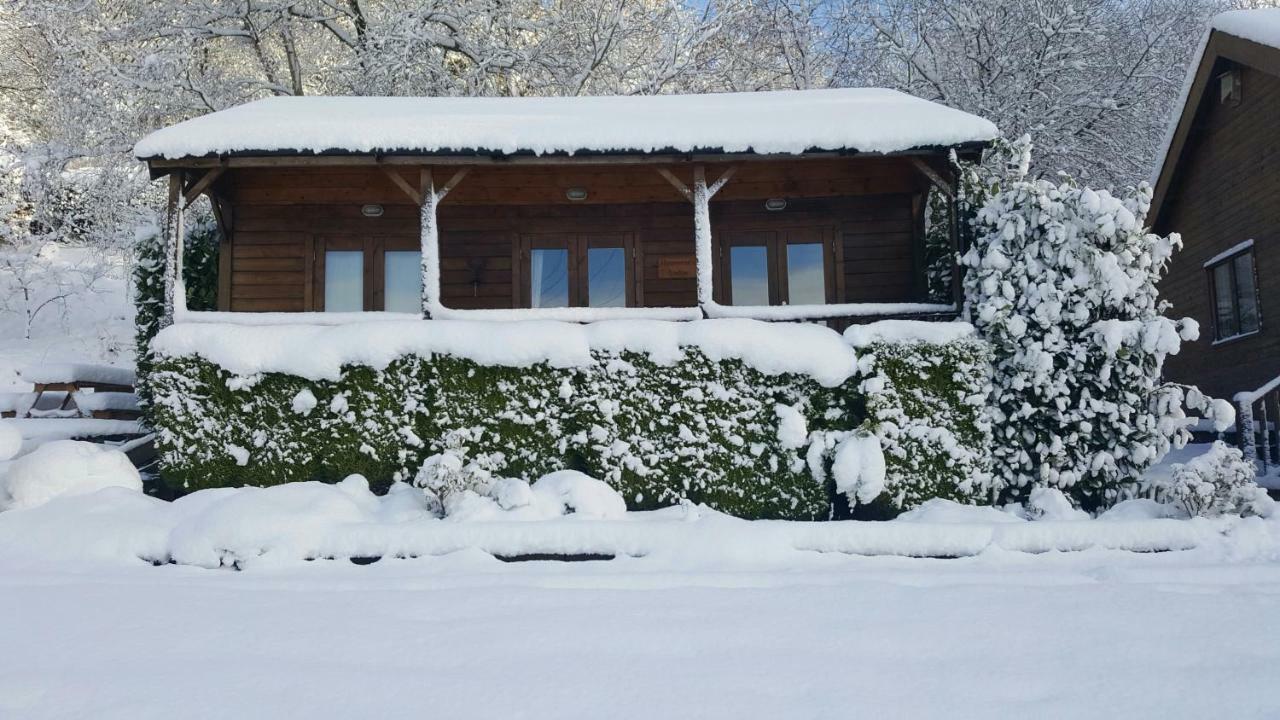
[135,89,997,325]
[1151,13,1280,407]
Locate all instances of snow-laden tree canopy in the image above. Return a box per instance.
[961,141,1232,508]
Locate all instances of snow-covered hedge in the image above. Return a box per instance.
[147,319,992,520]
[851,334,994,509]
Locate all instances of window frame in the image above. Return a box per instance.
[316,235,419,312]
[1206,244,1262,344]
[518,232,635,308]
[717,227,835,307]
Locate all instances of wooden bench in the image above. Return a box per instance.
[15,364,138,419]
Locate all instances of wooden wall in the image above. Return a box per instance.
[1156,62,1280,399]
[214,157,930,314]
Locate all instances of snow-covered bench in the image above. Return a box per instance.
[13,364,138,419]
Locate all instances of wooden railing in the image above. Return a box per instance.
[1235,374,1280,471]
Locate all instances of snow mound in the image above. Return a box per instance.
[896,498,1023,524]
[0,440,141,511]
[0,421,21,461]
[531,471,628,519]
[445,471,628,522]
[1027,488,1089,521]
[832,431,887,505]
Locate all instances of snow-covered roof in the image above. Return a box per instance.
[134,88,999,161]
[1150,8,1280,214]
[1210,8,1280,49]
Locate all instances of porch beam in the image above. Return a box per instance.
[436,167,470,201]
[909,157,953,196]
[182,165,226,207]
[380,165,422,206]
[655,167,692,201]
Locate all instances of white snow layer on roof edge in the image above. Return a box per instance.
[1211,8,1280,50]
[1151,8,1280,186]
[133,88,999,160]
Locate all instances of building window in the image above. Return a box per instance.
[729,245,770,305]
[1207,245,1260,341]
[586,247,626,307]
[324,250,363,312]
[530,247,571,308]
[383,250,422,313]
[722,229,830,306]
[521,234,632,308]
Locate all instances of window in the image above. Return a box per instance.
[383,250,422,313]
[1207,245,1260,341]
[721,229,831,306]
[324,250,363,312]
[729,246,770,305]
[586,247,626,307]
[521,234,632,308]
[530,248,570,308]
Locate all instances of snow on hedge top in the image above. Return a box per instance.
[134,89,998,160]
[844,320,975,348]
[152,319,860,387]
[1211,8,1280,49]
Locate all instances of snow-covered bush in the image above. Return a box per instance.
[148,327,993,520]
[1142,442,1272,519]
[845,335,994,510]
[961,143,1230,509]
[0,440,141,511]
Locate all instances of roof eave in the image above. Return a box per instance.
[141,140,996,174]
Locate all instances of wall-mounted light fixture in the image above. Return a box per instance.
[361,204,385,217]
[764,197,787,212]
[565,187,589,201]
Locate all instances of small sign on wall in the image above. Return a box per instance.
[657,255,697,279]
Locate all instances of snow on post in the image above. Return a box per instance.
[418,167,468,319]
[419,170,439,319]
[160,174,185,329]
[692,166,713,310]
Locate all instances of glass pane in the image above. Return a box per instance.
[384,250,422,313]
[1213,262,1238,339]
[587,247,625,307]
[1234,253,1260,334]
[325,250,363,312]
[730,246,769,306]
[530,248,569,308]
[786,243,826,305]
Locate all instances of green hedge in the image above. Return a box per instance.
[149,335,992,520]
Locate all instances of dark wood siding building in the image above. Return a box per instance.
[136,89,997,327]
[1151,28,1280,401]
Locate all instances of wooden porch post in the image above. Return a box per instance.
[692,166,712,311]
[160,171,185,329]
[657,164,736,317]
[414,166,469,319]
[419,168,438,319]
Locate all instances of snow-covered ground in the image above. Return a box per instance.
[2,508,1279,719]
[0,246,134,393]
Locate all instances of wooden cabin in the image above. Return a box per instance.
[135,89,997,326]
[1151,12,1280,405]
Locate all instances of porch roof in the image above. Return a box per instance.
[134,88,998,163]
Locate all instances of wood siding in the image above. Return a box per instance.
[216,158,930,315]
[1156,62,1280,399]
